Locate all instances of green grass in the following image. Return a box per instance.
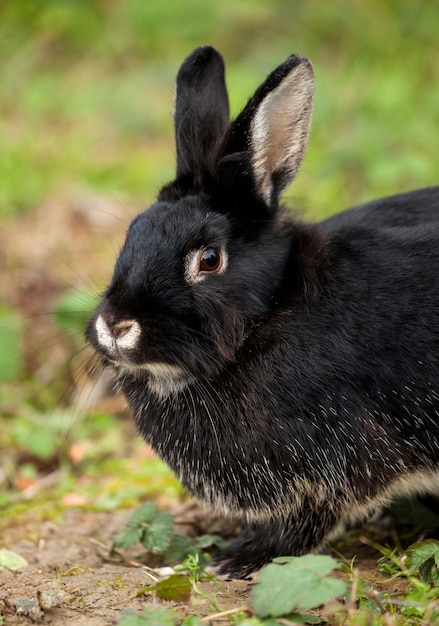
[0,0,437,220]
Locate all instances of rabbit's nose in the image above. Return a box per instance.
[95,315,141,352]
[112,321,134,340]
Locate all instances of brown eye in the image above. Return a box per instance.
[199,247,222,273]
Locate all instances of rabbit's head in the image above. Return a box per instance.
[86,46,315,398]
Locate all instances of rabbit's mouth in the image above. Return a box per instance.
[140,362,192,399]
[92,314,192,396]
[115,360,192,399]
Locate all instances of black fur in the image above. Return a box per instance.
[323,186,439,230]
[86,46,439,578]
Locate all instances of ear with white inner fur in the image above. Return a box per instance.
[222,55,314,207]
[250,57,314,204]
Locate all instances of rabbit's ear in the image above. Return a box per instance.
[174,46,230,181]
[224,55,314,206]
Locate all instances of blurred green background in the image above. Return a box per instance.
[0,0,438,513]
[1,0,438,221]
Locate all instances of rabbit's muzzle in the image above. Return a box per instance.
[94,314,141,355]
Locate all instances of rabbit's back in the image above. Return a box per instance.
[322,186,439,230]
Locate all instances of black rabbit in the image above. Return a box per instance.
[86,46,439,578]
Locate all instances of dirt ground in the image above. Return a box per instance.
[0,504,253,625]
[1,508,148,625]
[0,501,419,626]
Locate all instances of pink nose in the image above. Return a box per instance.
[111,322,133,340]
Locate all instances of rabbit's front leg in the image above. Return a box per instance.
[212,503,342,579]
[211,520,270,579]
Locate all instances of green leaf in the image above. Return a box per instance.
[272,555,338,576]
[181,617,203,626]
[113,523,142,549]
[0,307,23,381]
[140,511,174,553]
[421,559,436,586]
[433,552,439,587]
[155,574,192,603]
[251,554,346,618]
[115,504,174,554]
[117,606,177,626]
[164,533,195,564]
[113,503,159,548]
[127,502,158,525]
[116,610,144,626]
[135,586,154,598]
[408,540,439,571]
[0,549,28,571]
[194,533,228,550]
[241,615,325,625]
[407,540,439,585]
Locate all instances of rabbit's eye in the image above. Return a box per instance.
[185,246,227,283]
[199,247,222,273]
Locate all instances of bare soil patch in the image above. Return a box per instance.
[0,505,252,625]
[0,503,419,625]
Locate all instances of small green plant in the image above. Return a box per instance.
[175,553,206,582]
[406,539,439,586]
[113,501,225,566]
[113,502,225,604]
[376,545,406,578]
[116,554,347,625]
[347,538,439,622]
[113,501,175,554]
[114,507,348,623]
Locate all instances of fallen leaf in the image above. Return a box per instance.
[0,549,28,571]
[155,574,192,603]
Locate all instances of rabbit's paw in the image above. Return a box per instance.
[211,549,264,580]
[210,524,275,579]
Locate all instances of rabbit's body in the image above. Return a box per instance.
[114,212,439,575]
[87,47,439,578]
[323,186,439,230]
